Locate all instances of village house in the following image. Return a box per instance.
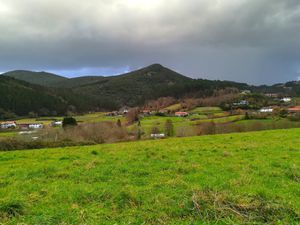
[141,109,151,115]
[241,90,251,95]
[50,121,63,127]
[264,93,278,98]
[105,111,118,117]
[150,133,165,139]
[0,121,17,129]
[119,107,129,115]
[233,100,249,106]
[259,107,273,113]
[29,123,44,129]
[288,106,300,114]
[281,97,292,103]
[175,111,189,117]
[19,123,44,130]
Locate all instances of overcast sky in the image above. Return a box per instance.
[0,0,299,84]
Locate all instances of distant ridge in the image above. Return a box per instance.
[2,70,68,87]
[1,63,300,117]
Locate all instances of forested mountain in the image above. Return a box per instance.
[0,76,117,119]
[0,76,68,117]
[1,64,299,117]
[72,64,249,106]
[3,70,68,87]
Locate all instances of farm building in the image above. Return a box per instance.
[105,111,118,117]
[141,110,151,115]
[51,121,63,127]
[150,133,165,139]
[259,107,273,113]
[175,112,189,117]
[281,97,292,103]
[0,121,17,129]
[19,123,44,130]
[288,106,300,113]
[241,90,251,95]
[29,124,44,129]
[264,93,278,98]
[119,107,129,114]
[233,100,249,106]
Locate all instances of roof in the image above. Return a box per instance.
[175,111,189,115]
[288,106,300,112]
[0,121,16,124]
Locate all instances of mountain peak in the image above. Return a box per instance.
[146,63,164,70]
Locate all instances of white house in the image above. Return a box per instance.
[28,123,44,129]
[259,107,273,113]
[175,112,189,117]
[150,133,165,139]
[51,121,63,127]
[281,97,292,103]
[233,100,249,106]
[0,121,17,129]
[241,90,251,95]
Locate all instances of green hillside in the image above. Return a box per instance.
[0,76,69,116]
[1,64,251,116]
[73,64,249,106]
[0,76,112,117]
[2,70,68,87]
[3,64,300,117]
[56,76,106,88]
[0,129,299,224]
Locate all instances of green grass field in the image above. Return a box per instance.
[163,103,182,111]
[7,112,125,126]
[0,129,299,224]
[190,107,223,115]
[0,132,17,138]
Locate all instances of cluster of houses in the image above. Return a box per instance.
[0,121,17,129]
[105,108,129,117]
[0,120,63,130]
[259,106,300,114]
[263,93,292,103]
[106,108,190,118]
[0,121,44,130]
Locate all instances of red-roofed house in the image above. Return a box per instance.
[175,112,189,117]
[0,121,17,129]
[288,106,300,113]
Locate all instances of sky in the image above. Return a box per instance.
[0,0,299,84]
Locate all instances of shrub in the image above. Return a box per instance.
[62,117,77,128]
[126,108,139,124]
[151,126,160,134]
[165,119,174,137]
[155,112,166,117]
[190,188,300,224]
[0,201,25,218]
[288,113,300,121]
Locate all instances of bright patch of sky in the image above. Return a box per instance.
[48,66,131,78]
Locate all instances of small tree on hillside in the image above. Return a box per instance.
[136,119,142,140]
[151,126,160,134]
[245,111,250,120]
[116,119,122,127]
[62,117,77,128]
[126,108,139,124]
[165,119,174,137]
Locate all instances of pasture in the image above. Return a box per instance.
[0,129,299,224]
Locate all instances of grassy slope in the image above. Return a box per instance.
[0,129,300,224]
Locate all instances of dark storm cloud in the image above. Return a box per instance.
[0,0,299,84]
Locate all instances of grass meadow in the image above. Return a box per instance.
[0,129,299,224]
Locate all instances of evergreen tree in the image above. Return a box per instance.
[165,119,174,136]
